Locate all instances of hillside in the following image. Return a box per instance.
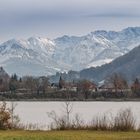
[80,45,140,82]
[49,45,140,83]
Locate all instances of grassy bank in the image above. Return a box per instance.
[0,130,140,140]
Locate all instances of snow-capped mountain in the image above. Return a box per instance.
[0,27,140,76]
[0,37,70,76]
[79,45,140,82]
[93,27,140,52]
[54,34,122,69]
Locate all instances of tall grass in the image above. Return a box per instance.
[0,102,137,131]
[89,114,112,131]
[48,108,137,131]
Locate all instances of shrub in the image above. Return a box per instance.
[0,102,20,130]
[89,114,111,131]
[48,107,136,131]
[0,102,11,129]
[113,108,136,131]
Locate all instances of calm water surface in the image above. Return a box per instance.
[6,101,140,129]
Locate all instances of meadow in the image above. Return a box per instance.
[0,130,140,140]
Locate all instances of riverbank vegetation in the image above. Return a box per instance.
[0,102,140,140]
[0,101,139,132]
[47,102,137,131]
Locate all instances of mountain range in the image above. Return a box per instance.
[0,27,140,76]
[49,45,140,83]
[80,45,140,82]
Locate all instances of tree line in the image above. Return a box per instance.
[0,72,140,100]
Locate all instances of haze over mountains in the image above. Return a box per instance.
[0,27,140,76]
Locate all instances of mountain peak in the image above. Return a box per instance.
[123,26,140,31]
[91,30,107,35]
[0,27,140,76]
[1,39,25,49]
[5,39,20,44]
[28,36,55,46]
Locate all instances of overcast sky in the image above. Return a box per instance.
[0,0,140,42]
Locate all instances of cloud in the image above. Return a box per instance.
[0,0,140,20]
[0,0,140,41]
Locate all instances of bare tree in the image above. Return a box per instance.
[131,78,140,96]
[9,102,20,129]
[47,101,73,130]
[62,102,73,126]
[77,80,91,99]
[22,76,37,94]
[113,108,136,131]
[39,77,49,94]
[105,73,128,93]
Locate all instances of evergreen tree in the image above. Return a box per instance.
[59,76,65,89]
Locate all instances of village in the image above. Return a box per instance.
[0,66,140,100]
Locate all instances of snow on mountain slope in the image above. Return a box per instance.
[54,34,121,70]
[93,27,140,52]
[0,27,140,76]
[54,27,140,70]
[0,37,71,76]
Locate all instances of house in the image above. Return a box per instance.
[51,83,59,89]
[98,84,113,92]
[88,82,97,92]
[131,78,140,92]
[77,80,97,93]
[98,83,130,93]
[65,82,78,92]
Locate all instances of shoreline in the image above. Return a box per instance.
[1,98,140,102]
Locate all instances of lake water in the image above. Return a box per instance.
[6,101,140,130]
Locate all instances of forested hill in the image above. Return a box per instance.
[50,45,140,83]
[80,45,140,82]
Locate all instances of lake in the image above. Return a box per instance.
[6,101,140,130]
